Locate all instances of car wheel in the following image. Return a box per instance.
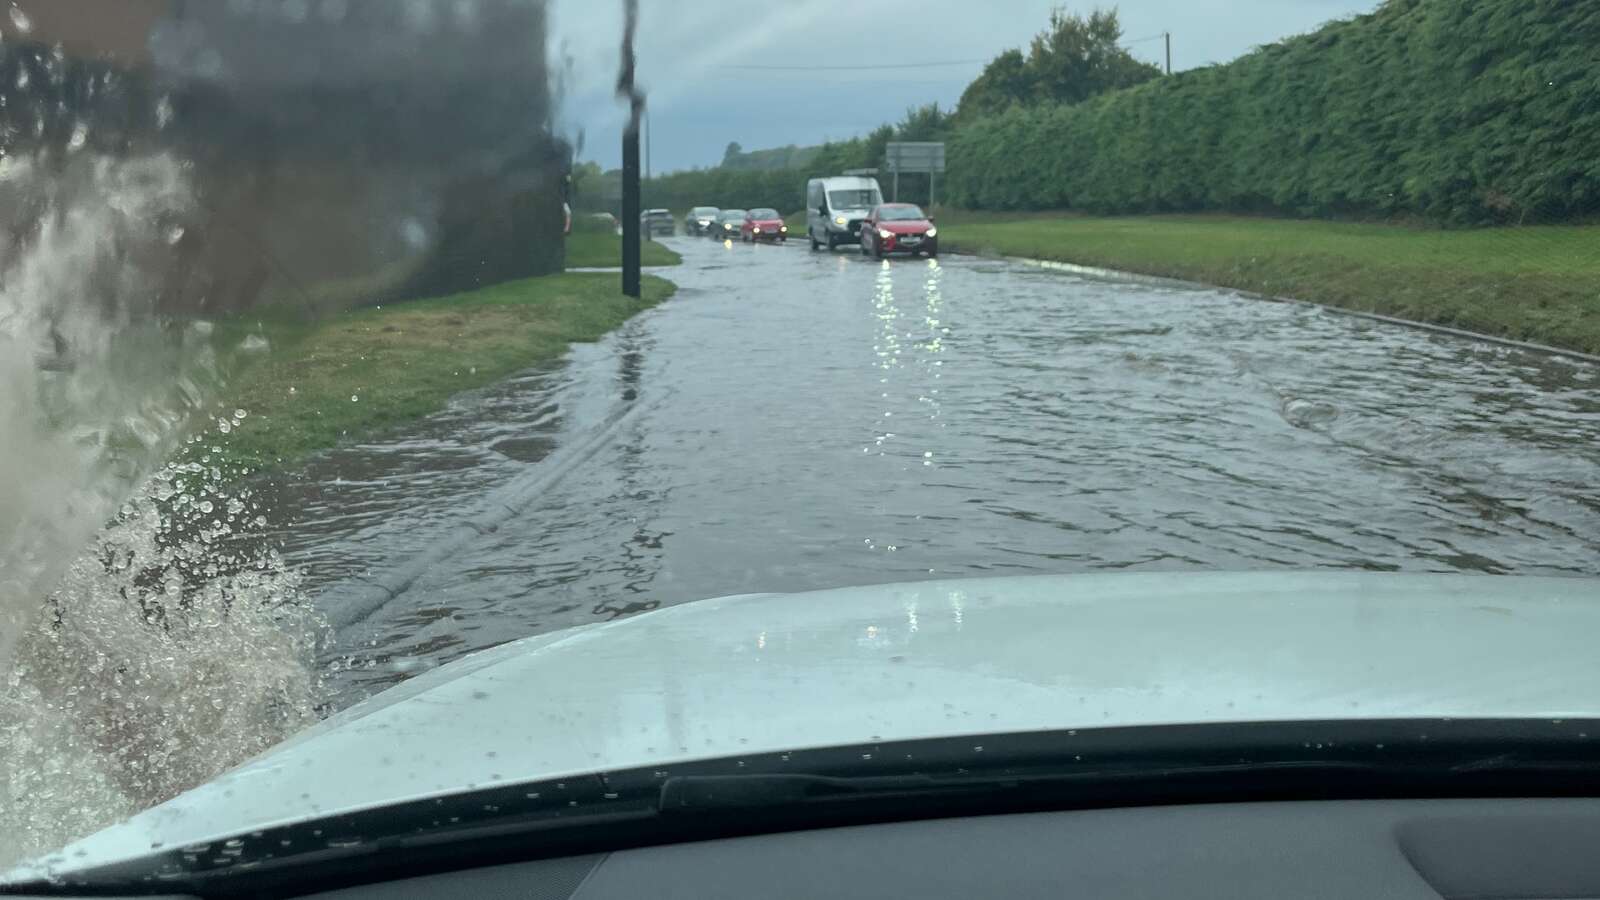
[809,233,820,251]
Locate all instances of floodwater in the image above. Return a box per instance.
[256,237,1600,705]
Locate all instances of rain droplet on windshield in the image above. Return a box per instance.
[8,3,33,34]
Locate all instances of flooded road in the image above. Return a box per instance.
[263,237,1600,704]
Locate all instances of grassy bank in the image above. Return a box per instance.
[208,273,676,475]
[940,213,1600,355]
[565,229,681,269]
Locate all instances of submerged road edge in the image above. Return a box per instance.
[1005,256,1600,366]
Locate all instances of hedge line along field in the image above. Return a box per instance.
[643,1,1597,227]
[644,168,804,218]
[945,0,1600,224]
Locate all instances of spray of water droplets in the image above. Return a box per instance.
[0,463,325,868]
[0,151,327,868]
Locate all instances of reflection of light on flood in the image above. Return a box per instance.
[949,590,966,629]
[918,256,947,462]
[867,261,901,461]
[723,239,733,249]
[906,601,919,634]
[757,631,767,650]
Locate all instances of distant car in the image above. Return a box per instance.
[641,208,674,237]
[860,203,939,259]
[741,208,788,244]
[712,209,746,241]
[685,206,720,236]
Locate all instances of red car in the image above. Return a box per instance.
[741,208,788,244]
[860,203,938,259]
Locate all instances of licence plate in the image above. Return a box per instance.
[900,236,921,246]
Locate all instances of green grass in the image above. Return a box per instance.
[206,273,676,476]
[565,230,681,269]
[939,212,1600,355]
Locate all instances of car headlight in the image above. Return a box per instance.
[835,216,847,226]
[879,228,893,240]
[926,227,938,238]
[754,227,762,234]
[780,226,788,232]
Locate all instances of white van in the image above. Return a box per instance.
[805,176,885,251]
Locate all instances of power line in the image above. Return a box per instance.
[720,59,989,71]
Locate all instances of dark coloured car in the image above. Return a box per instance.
[685,206,720,235]
[741,208,788,244]
[861,203,938,259]
[713,209,746,241]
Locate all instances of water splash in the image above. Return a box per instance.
[0,151,325,868]
[0,468,324,868]
[0,151,202,671]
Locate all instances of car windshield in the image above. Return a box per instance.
[829,189,882,210]
[878,206,927,221]
[3,0,1599,890]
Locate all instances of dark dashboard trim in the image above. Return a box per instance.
[11,718,1600,900]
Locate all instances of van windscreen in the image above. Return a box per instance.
[829,189,881,210]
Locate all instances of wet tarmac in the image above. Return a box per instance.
[256,236,1600,704]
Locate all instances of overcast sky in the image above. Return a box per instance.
[549,0,1380,172]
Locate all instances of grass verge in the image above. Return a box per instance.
[565,229,682,269]
[938,212,1600,355]
[207,273,676,475]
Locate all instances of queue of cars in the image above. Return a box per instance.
[668,176,938,258]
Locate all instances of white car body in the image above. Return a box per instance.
[15,571,1600,879]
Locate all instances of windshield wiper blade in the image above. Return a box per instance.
[658,754,1600,813]
[18,721,1600,899]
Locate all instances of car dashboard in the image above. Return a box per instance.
[128,798,1600,900]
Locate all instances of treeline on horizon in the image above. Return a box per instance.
[582,0,1598,226]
